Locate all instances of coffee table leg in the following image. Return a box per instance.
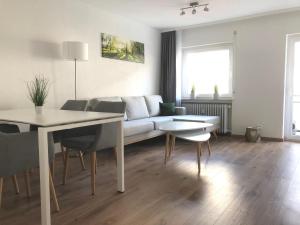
[165,133,170,164]
[168,135,176,159]
[212,130,218,139]
[197,143,202,174]
[207,140,211,156]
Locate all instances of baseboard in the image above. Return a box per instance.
[261,137,284,142]
[231,134,284,142]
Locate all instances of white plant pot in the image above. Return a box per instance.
[191,92,196,99]
[213,92,219,100]
[35,106,43,114]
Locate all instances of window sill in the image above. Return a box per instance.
[181,98,233,104]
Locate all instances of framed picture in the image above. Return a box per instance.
[101,33,144,63]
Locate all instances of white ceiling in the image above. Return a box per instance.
[82,0,300,29]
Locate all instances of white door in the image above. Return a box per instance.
[285,34,300,140]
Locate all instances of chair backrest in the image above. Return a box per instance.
[91,101,126,114]
[61,100,88,111]
[0,124,20,133]
[0,132,55,177]
[89,101,126,151]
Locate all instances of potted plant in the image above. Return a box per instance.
[27,75,49,113]
[213,85,219,100]
[191,84,196,99]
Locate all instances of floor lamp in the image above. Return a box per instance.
[63,41,88,100]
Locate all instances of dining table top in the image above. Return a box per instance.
[0,108,124,127]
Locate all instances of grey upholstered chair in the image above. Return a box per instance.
[0,124,20,134]
[60,100,88,111]
[55,100,89,170]
[61,101,126,195]
[0,131,60,211]
[0,124,21,196]
[30,100,89,174]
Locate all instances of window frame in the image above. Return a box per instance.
[181,43,234,99]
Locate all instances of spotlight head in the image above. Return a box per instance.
[180,10,186,16]
[192,8,196,15]
[204,5,209,12]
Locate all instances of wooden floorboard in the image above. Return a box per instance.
[1,136,300,225]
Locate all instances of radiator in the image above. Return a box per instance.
[181,101,232,134]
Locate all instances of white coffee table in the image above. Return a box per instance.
[159,121,213,174]
[173,115,220,138]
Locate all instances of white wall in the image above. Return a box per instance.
[0,0,161,110]
[182,11,300,139]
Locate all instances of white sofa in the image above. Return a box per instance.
[87,95,220,145]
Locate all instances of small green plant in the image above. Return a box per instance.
[214,85,219,94]
[27,75,49,106]
[191,84,196,94]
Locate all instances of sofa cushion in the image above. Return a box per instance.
[88,97,127,120]
[144,95,163,117]
[122,96,150,120]
[147,116,174,130]
[124,120,154,137]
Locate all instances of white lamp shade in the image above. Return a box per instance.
[63,41,88,61]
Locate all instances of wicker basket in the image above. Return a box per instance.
[245,126,261,142]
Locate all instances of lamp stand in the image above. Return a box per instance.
[74,59,77,100]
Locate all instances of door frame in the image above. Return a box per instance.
[284,34,300,140]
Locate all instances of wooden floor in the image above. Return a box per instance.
[1,136,300,225]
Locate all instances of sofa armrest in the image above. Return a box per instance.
[175,107,186,115]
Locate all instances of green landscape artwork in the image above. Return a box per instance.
[101,33,144,63]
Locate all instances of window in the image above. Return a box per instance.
[181,44,233,98]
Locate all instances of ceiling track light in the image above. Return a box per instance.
[192,7,197,15]
[204,5,209,12]
[179,1,209,16]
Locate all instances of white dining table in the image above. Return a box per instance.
[0,109,125,225]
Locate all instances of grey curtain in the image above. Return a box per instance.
[160,31,176,103]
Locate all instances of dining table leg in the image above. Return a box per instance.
[38,127,51,225]
[116,120,125,192]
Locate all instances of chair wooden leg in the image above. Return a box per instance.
[164,133,170,164]
[95,154,98,174]
[61,143,66,163]
[51,156,55,180]
[24,170,32,198]
[12,175,20,195]
[79,151,86,171]
[113,147,117,166]
[90,152,96,195]
[207,140,211,156]
[49,170,60,212]
[63,148,70,185]
[30,168,35,174]
[197,143,202,174]
[0,177,3,208]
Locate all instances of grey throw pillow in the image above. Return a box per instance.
[122,96,150,120]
